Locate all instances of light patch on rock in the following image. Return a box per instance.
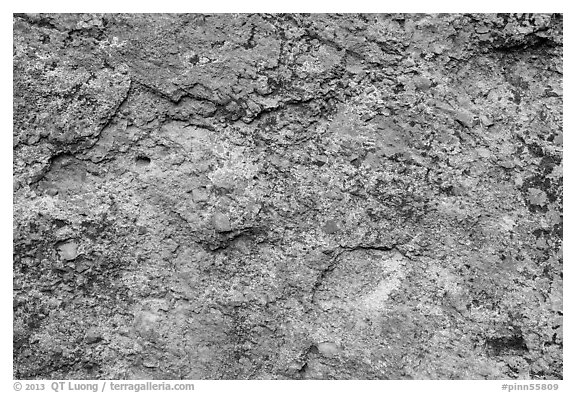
[476,147,491,158]
[192,188,209,203]
[208,150,259,191]
[527,188,548,207]
[317,342,340,357]
[134,311,160,336]
[322,219,340,234]
[212,212,231,232]
[57,240,78,261]
[501,215,516,231]
[84,327,102,344]
[360,252,406,312]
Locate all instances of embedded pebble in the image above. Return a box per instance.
[455,110,476,128]
[414,76,432,91]
[85,327,102,344]
[317,342,340,357]
[192,188,209,203]
[212,212,231,232]
[56,240,78,261]
[322,219,340,234]
[528,188,548,207]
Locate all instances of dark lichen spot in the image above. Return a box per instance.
[188,54,200,65]
[486,335,529,356]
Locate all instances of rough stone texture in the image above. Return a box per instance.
[13,13,562,379]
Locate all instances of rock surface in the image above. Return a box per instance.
[13,13,562,379]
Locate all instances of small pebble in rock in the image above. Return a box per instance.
[317,342,340,357]
[85,327,102,344]
[143,358,159,368]
[476,147,491,158]
[192,188,209,203]
[497,159,515,169]
[475,25,490,34]
[479,114,494,127]
[313,155,329,167]
[323,219,340,234]
[56,240,78,261]
[528,188,548,207]
[212,212,231,232]
[414,76,432,91]
[455,111,476,128]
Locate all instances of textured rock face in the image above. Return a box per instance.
[13,13,562,379]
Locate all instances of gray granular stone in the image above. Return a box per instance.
[212,212,231,232]
[13,13,563,381]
